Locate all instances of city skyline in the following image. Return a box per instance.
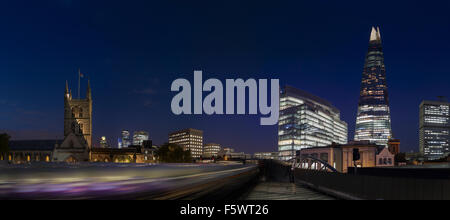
[1,1,450,154]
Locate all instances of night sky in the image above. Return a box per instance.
[1,0,449,153]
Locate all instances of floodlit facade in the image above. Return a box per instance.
[354,27,393,147]
[278,86,348,161]
[133,131,149,146]
[419,100,450,160]
[169,128,204,158]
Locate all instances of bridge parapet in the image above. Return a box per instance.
[293,156,337,173]
[295,168,450,200]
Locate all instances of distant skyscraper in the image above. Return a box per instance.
[354,27,393,147]
[118,138,123,149]
[169,128,203,158]
[121,130,131,148]
[278,86,348,161]
[133,131,149,146]
[419,100,450,160]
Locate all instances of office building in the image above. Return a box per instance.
[203,143,221,157]
[133,131,149,146]
[419,100,450,160]
[121,130,131,148]
[278,86,348,161]
[169,128,203,158]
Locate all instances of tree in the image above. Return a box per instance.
[0,133,11,160]
[156,143,192,163]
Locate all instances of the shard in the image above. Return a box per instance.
[354,27,393,147]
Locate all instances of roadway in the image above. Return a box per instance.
[0,161,334,200]
[0,162,258,200]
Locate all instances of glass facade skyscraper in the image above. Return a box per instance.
[419,100,450,160]
[278,86,348,161]
[354,27,392,147]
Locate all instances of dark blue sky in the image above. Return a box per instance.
[1,0,449,153]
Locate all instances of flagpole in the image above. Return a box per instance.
[78,68,81,99]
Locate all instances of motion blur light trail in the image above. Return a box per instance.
[0,163,258,200]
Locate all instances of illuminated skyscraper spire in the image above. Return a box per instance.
[354,27,392,147]
[370,26,382,43]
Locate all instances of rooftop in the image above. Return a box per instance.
[282,85,340,114]
[9,140,63,151]
[169,128,203,136]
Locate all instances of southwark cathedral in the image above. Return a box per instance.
[52,80,93,162]
[6,79,155,164]
[7,80,92,163]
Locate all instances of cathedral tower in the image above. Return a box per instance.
[64,80,92,149]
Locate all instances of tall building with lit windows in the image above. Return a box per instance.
[169,128,203,158]
[354,27,392,147]
[419,100,450,160]
[278,86,348,161]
